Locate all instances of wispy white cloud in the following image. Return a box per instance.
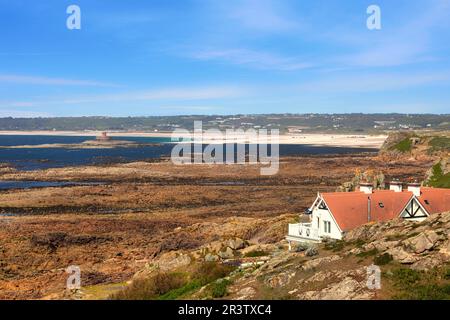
[0,74,119,87]
[2,85,247,108]
[297,71,450,93]
[190,48,313,71]
[336,0,450,68]
[0,109,52,118]
[57,86,246,105]
[224,0,300,32]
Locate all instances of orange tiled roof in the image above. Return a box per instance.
[320,187,450,232]
[417,187,450,214]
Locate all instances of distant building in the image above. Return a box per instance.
[286,182,450,247]
[96,132,111,141]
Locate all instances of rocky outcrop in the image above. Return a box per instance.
[404,231,441,254]
[346,211,450,270]
[128,211,450,301]
[194,237,249,262]
[297,266,374,300]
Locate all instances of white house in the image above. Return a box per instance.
[286,182,450,248]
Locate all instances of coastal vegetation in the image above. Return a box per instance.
[0,114,449,133]
[111,262,234,300]
[427,162,450,188]
[389,267,450,300]
[391,137,413,152]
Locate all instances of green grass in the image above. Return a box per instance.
[391,137,413,153]
[388,267,450,300]
[445,268,450,280]
[110,272,187,300]
[324,240,345,252]
[390,268,421,289]
[352,239,367,248]
[427,162,450,188]
[373,253,393,265]
[158,280,202,300]
[356,248,379,258]
[110,262,235,300]
[210,279,232,298]
[429,137,450,152]
[394,284,450,300]
[244,250,269,258]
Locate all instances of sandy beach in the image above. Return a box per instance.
[0,131,387,148]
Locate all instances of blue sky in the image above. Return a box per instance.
[0,0,449,117]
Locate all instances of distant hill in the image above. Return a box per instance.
[0,114,449,133]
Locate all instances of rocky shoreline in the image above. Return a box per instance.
[0,154,439,299]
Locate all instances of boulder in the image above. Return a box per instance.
[439,241,450,259]
[405,231,439,254]
[133,252,191,280]
[295,242,310,252]
[297,276,374,300]
[226,238,246,250]
[386,247,417,264]
[301,255,341,271]
[265,272,295,288]
[156,252,192,271]
[204,253,220,262]
[364,240,399,252]
[305,247,319,257]
[207,241,224,254]
[218,247,235,259]
[240,244,275,256]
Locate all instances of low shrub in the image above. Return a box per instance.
[112,261,236,300]
[388,266,450,300]
[373,253,393,265]
[390,268,421,289]
[324,240,345,252]
[244,250,269,258]
[211,279,232,298]
[194,262,235,285]
[427,162,450,188]
[391,138,412,152]
[111,272,186,300]
[394,284,450,300]
[356,248,378,258]
[444,268,450,280]
[158,280,202,300]
[353,239,366,248]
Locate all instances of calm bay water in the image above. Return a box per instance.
[0,181,104,190]
[0,135,377,171]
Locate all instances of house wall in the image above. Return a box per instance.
[312,207,343,240]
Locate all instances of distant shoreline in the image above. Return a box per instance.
[0,131,387,148]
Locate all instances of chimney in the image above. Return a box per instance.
[407,182,421,197]
[389,181,403,192]
[359,182,373,194]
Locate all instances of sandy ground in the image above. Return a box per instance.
[0,131,387,148]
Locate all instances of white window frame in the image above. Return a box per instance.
[323,221,331,233]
